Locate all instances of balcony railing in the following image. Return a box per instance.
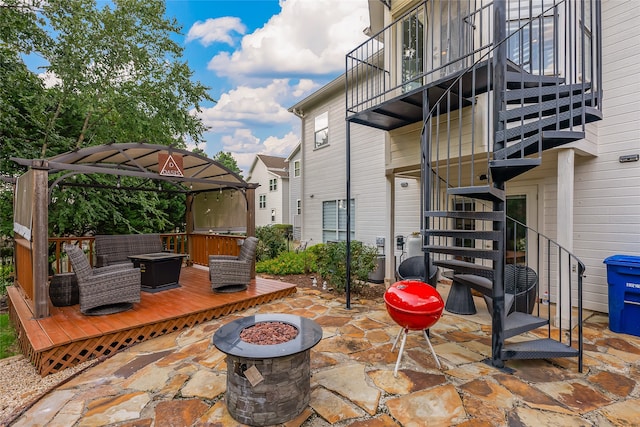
[346,0,495,117]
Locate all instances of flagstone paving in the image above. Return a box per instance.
[6,285,640,426]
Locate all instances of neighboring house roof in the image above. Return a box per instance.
[285,142,301,163]
[247,154,289,180]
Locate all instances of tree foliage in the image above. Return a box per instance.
[213,151,243,178]
[0,0,211,237]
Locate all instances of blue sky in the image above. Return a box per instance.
[163,0,370,174]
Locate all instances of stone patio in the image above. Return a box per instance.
[7,283,640,426]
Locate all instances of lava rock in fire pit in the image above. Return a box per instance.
[240,321,299,345]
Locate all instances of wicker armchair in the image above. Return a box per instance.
[209,236,258,293]
[64,244,141,315]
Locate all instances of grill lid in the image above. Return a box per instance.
[384,280,443,315]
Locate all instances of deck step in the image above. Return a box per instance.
[502,338,579,359]
[494,130,585,160]
[496,106,601,143]
[426,246,502,261]
[490,158,541,182]
[425,229,502,241]
[433,259,494,278]
[505,82,592,104]
[506,72,564,88]
[425,210,504,221]
[499,93,595,122]
[504,312,549,339]
[447,186,505,202]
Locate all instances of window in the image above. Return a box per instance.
[507,1,555,75]
[293,160,301,177]
[268,178,277,191]
[259,194,266,209]
[271,209,276,223]
[322,199,355,242]
[296,199,302,215]
[314,112,328,148]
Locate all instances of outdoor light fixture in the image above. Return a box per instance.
[400,181,409,188]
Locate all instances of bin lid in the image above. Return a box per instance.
[603,255,640,266]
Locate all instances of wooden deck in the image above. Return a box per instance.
[7,266,297,376]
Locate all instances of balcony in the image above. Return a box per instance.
[346,0,495,130]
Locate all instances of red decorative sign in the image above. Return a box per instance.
[158,153,184,177]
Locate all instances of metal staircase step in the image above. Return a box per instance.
[506,71,564,88]
[432,259,494,278]
[494,130,585,160]
[502,338,579,360]
[489,158,541,182]
[425,229,502,241]
[505,83,592,104]
[496,106,601,143]
[499,93,596,123]
[426,246,502,261]
[447,186,505,202]
[425,210,505,221]
[504,312,549,339]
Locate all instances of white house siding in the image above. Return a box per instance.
[249,161,289,227]
[571,0,640,313]
[288,149,302,241]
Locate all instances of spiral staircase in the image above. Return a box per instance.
[346,0,602,370]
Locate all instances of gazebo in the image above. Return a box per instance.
[11,142,261,319]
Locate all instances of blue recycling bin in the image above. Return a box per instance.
[603,255,640,336]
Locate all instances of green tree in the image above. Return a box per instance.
[213,151,243,178]
[0,0,212,237]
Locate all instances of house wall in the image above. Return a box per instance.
[297,81,421,268]
[571,0,640,313]
[249,161,288,227]
[288,150,302,241]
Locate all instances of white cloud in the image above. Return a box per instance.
[186,17,246,46]
[219,129,299,175]
[38,71,62,88]
[207,0,369,78]
[197,79,317,132]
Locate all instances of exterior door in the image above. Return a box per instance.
[506,185,539,268]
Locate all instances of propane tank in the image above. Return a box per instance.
[406,233,422,259]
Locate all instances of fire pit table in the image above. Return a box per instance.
[213,313,322,426]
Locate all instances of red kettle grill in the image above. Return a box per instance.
[384,280,444,376]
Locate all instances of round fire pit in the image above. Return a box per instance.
[213,314,322,426]
[384,280,444,375]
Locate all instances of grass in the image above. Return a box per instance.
[0,313,19,359]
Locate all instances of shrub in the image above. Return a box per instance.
[0,314,18,359]
[314,241,378,293]
[255,225,288,262]
[256,250,316,275]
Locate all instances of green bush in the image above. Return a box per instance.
[256,250,316,275]
[315,241,378,293]
[255,225,288,262]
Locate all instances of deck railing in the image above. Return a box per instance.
[47,233,243,275]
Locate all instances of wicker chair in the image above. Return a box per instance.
[64,244,141,315]
[209,236,258,293]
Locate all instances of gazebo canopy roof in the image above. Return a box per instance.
[11,142,256,194]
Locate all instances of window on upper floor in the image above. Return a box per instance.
[507,1,556,75]
[314,112,328,148]
[293,160,301,177]
[322,199,355,243]
[269,178,277,191]
[259,194,266,209]
[296,199,301,215]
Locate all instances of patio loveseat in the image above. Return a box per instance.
[95,233,164,267]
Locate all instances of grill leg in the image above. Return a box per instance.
[393,328,408,377]
[391,327,403,352]
[423,329,441,369]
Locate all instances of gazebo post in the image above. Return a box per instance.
[185,193,194,266]
[32,161,50,318]
[245,187,256,278]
